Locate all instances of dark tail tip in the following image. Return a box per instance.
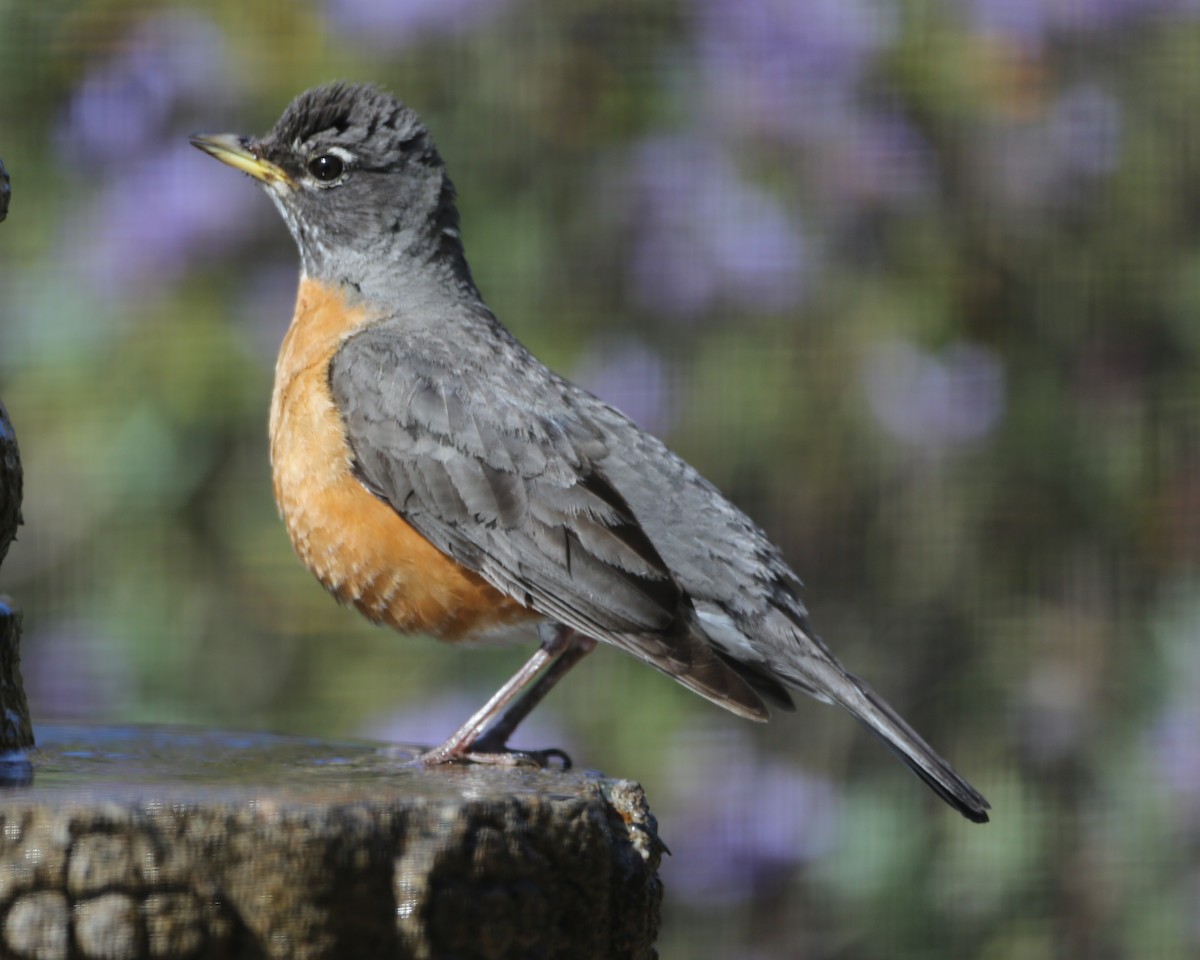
[907,756,991,823]
[845,674,991,824]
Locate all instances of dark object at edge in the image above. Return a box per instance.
[0,390,32,762]
[0,399,21,569]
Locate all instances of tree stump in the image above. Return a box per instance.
[0,726,663,960]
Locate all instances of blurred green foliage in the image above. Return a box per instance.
[2,0,1200,957]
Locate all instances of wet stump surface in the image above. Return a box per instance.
[0,726,663,960]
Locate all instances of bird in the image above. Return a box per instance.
[191,82,990,823]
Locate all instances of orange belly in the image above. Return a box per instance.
[268,278,537,642]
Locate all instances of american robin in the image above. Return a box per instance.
[192,82,990,822]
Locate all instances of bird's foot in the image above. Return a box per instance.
[414,742,572,771]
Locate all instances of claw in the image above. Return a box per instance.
[415,744,572,770]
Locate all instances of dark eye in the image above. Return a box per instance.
[308,154,345,182]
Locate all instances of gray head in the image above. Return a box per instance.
[192,83,470,291]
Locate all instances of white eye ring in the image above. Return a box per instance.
[305,145,355,186]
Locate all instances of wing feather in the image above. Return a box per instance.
[328,323,769,719]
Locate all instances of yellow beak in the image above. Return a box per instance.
[189,133,295,188]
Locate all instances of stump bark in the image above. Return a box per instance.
[0,725,663,960]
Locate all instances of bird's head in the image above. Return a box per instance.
[191,82,465,288]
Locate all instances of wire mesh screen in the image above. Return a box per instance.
[1,1,1197,957]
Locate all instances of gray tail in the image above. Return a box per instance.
[838,673,990,824]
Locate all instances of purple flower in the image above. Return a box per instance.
[322,0,518,50]
[861,338,1007,448]
[50,11,253,313]
[662,725,840,904]
[970,0,1196,44]
[968,0,1056,43]
[689,0,937,214]
[1049,84,1123,178]
[60,141,269,308]
[57,12,229,170]
[694,0,893,144]
[975,82,1124,213]
[822,111,939,211]
[572,338,677,435]
[624,135,807,319]
[1151,706,1200,803]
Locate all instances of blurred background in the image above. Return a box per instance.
[1,0,1198,956]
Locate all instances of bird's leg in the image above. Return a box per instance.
[417,624,596,769]
[470,626,596,757]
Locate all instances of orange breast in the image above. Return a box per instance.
[268,277,538,643]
